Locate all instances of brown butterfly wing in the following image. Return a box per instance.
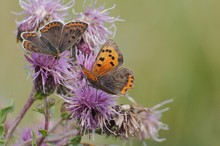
[98,67,135,95]
[59,21,88,53]
[40,21,64,49]
[22,40,55,55]
[21,31,56,55]
[21,32,42,46]
[92,40,123,76]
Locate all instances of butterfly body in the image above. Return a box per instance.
[21,21,88,57]
[81,40,134,95]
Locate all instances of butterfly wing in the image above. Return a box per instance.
[81,65,117,94]
[81,65,99,82]
[22,40,55,55]
[21,32,56,55]
[98,67,135,95]
[59,21,88,53]
[92,40,124,76]
[40,21,64,49]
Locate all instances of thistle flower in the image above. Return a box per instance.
[105,104,142,139]
[13,127,47,146]
[74,1,122,49]
[63,86,115,134]
[57,49,97,96]
[76,49,96,70]
[16,0,75,41]
[105,99,173,142]
[77,41,92,55]
[25,51,74,96]
[137,99,173,142]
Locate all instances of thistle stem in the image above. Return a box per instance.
[49,118,64,133]
[5,87,36,145]
[37,97,49,146]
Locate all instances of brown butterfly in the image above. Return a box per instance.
[21,21,88,57]
[81,40,134,95]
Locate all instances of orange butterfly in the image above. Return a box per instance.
[81,40,134,95]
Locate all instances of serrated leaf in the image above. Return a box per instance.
[32,131,37,146]
[0,125,4,136]
[38,129,48,137]
[33,105,45,115]
[0,103,14,124]
[68,135,81,146]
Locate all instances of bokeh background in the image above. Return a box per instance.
[1,0,220,146]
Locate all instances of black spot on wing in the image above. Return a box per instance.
[110,62,115,66]
[99,57,105,61]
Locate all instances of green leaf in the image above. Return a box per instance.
[95,128,102,135]
[0,139,4,146]
[32,131,37,146]
[0,103,14,124]
[0,125,4,136]
[61,112,70,120]
[0,125,4,145]
[68,135,81,146]
[33,104,45,115]
[38,129,48,137]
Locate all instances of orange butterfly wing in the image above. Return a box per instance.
[81,65,99,82]
[92,40,123,76]
[82,40,134,95]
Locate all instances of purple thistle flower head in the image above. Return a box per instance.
[21,128,41,142]
[76,49,96,70]
[74,1,123,49]
[13,127,47,146]
[77,41,92,55]
[64,85,115,133]
[25,51,74,96]
[16,0,75,41]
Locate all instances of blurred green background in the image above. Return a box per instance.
[1,0,220,146]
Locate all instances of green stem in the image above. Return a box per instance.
[37,97,49,146]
